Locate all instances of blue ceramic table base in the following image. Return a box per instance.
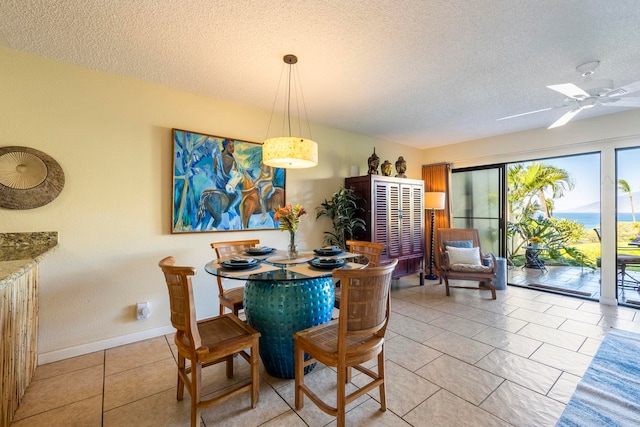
[244,276,334,379]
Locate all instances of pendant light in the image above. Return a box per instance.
[262,54,318,168]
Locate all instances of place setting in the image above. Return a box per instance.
[313,245,343,256]
[243,245,277,256]
[308,257,346,270]
[214,256,280,277]
[219,257,260,271]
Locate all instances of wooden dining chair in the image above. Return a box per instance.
[345,240,385,267]
[294,259,398,427]
[210,239,260,315]
[158,256,261,427]
[334,240,386,309]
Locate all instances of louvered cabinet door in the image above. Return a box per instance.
[345,175,424,285]
[381,181,401,259]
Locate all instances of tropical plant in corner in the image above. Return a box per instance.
[315,186,366,249]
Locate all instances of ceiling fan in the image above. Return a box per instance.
[498,61,640,129]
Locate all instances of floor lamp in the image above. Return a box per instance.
[425,192,446,280]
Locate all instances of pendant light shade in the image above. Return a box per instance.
[262,136,318,168]
[263,54,318,169]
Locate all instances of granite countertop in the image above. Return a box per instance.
[0,232,58,288]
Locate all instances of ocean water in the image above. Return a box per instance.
[554,212,636,230]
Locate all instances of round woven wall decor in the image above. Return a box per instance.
[0,146,65,209]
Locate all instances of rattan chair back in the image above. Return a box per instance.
[210,239,260,315]
[345,240,385,267]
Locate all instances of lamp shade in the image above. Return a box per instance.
[262,54,318,169]
[262,136,318,168]
[424,192,446,210]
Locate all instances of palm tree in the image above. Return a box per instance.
[508,162,574,220]
[618,179,636,223]
[507,161,575,261]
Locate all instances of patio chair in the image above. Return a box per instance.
[594,228,640,290]
[435,228,497,299]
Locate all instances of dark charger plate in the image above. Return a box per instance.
[313,247,343,256]
[244,247,275,255]
[220,259,259,270]
[308,258,345,270]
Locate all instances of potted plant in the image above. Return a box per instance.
[315,186,366,249]
[529,236,542,248]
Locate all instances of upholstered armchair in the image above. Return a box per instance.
[435,228,497,299]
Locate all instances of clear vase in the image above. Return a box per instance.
[288,230,299,259]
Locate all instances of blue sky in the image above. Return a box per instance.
[514,149,640,212]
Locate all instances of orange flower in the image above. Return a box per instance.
[274,203,306,232]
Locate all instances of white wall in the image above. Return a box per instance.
[421,108,640,305]
[0,47,423,362]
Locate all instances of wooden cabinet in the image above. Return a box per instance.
[1,264,38,426]
[345,175,425,285]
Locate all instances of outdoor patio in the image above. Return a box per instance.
[508,264,640,308]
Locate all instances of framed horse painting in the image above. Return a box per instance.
[171,129,286,233]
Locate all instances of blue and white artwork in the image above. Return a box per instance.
[172,129,285,232]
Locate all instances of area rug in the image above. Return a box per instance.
[556,329,640,426]
[527,283,592,297]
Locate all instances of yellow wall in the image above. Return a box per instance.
[0,47,423,361]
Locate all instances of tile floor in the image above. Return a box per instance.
[509,264,640,307]
[11,275,640,427]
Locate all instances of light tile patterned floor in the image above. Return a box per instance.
[11,275,640,426]
[509,264,640,307]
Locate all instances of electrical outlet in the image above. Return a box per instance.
[136,302,150,320]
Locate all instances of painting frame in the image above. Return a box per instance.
[171,128,286,233]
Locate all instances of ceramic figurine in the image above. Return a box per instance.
[368,148,380,175]
[381,160,392,176]
[395,156,407,178]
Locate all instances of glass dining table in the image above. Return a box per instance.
[204,249,367,379]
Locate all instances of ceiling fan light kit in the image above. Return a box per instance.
[498,60,640,129]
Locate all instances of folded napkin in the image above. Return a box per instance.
[229,257,255,264]
[318,258,342,264]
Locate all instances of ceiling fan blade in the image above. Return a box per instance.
[600,97,640,107]
[606,80,640,97]
[547,83,590,99]
[496,107,554,121]
[548,106,582,129]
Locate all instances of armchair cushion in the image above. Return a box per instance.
[451,263,494,273]
[446,246,481,266]
[444,240,473,248]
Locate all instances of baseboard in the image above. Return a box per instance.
[37,325,175,365]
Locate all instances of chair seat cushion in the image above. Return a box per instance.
[451,263,493,273]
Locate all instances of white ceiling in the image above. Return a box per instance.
[2,0,640,149]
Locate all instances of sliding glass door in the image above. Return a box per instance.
[616,147,640,307]
[504,153,600,299]
[451,165,505,256]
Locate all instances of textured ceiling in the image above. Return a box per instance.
[2,0,640,149]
